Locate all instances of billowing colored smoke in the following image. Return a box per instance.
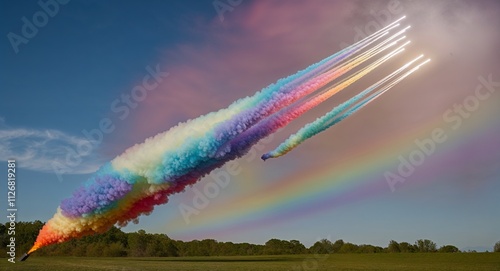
[29,16,428,254]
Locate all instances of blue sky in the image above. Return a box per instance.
[1,0,499,251]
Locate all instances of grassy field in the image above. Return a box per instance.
[1,253,499,271]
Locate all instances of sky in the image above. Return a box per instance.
[1,0,499,251]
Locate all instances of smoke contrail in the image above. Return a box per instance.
[262,56,430,160]
[26,16,427,256]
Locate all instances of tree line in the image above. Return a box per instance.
[1,221,499,257]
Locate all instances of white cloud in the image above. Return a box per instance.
[0,128,104,174]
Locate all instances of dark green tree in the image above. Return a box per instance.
[387,240,400,253]
[332,239,344,253]
[309,239,333,254]
[164,239,179,256]
[438,245,459,253]
[289,240,307,254]
[199,239,218,256]
[86,242,107,257]
[415,239,437,252]
[494,241,500,252]
[357,244,382,253]
[145,237,166,257]
[0,220,473,257]
[339,242,359,253]
[127,230,148,256]
[264,238,285,255]
[398,242,416,253]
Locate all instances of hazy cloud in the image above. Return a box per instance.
[0,128,102,174]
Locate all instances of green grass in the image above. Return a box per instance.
[1,253,499,271]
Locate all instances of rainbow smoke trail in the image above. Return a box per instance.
[262,56,431,159]
[28,16,426,253]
